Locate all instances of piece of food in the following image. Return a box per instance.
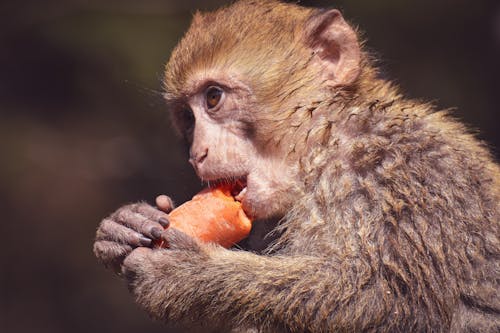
[156,186,252,248]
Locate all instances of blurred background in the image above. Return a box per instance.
[2,0,499,332]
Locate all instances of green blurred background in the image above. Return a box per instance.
[2,1,499,332]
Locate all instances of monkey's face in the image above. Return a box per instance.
[164,2,362,219]
[169,75,300,220]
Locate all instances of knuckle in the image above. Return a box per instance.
[134,201,151,212]
[93,241,106,256]
[142,219,160,233]
[128,230,148,247]
[138,201,151,207]
[101,218,115,226]
[95,229,105,240]
[93,241,115,263]
[94,240,132,266]
[112,202,140,218]
[134,213,150,226]
[114,210,129,222]
[96,219,114,239]
[129,233,141,245]
[135,204,158,217]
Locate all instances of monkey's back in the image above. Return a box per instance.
[279,100,500,332]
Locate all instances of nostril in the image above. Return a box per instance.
[197,149,208,164]
[189,148,208,167]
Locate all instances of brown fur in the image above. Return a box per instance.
[97,1,500,332]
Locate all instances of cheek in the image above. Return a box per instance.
[197,129,253,178]
[219,137,252,170]
[243,166,298,219]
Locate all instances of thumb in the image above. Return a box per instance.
[155,195,175,213]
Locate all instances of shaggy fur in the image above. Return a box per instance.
[105,1,500,332]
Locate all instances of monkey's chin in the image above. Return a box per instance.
[240,197,258,220]
[242,198,280,220]
[240,189,285,220]
[237,188,263,219]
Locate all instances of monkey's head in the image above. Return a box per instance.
[163,0,363,219]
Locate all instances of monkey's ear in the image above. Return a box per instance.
[305,9,361,87]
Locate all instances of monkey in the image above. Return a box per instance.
[93,1,500,332]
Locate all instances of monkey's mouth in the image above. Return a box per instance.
[207,177,247,202]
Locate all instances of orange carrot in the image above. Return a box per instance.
[156,187,252,248]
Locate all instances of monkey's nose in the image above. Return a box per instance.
[189,148,208,168]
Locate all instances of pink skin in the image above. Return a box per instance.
[165,74,301,220]
[156,157,298,220]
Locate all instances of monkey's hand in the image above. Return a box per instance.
[93,200,173,273]
[117,240,332,331]
[121,228,209,322]
[116,240,387,332]
[122,226,205,275]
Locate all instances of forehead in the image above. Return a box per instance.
[163,0,312,100]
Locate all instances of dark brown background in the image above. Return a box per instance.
[2,1,499,332]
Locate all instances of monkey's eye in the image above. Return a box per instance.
[205,86,223,109]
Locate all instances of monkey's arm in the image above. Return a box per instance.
[123,242,386,332]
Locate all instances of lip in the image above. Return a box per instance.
[205,176,247,201]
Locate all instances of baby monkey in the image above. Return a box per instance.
[94,1,500,332]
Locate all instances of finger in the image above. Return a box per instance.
[158,216,170,228]
[155,195,175,213]
[161,227,200,252]
[134,203,171,229]
[135,203,169,220]
[97,219,152,247]
[116,211,164,240]
[93,240,132,271]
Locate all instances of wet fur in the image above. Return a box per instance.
[126,1,500,332]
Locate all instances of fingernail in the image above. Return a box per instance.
[139,236,152,246]
[151,228,163,239]
[158,217,170,228]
